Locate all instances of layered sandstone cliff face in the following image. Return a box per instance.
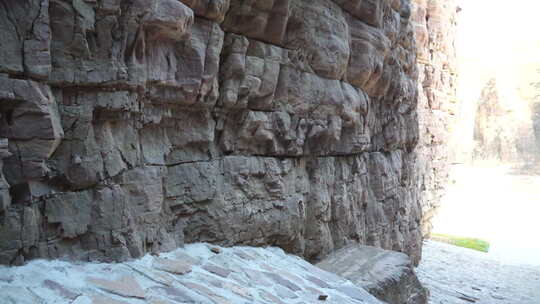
[410,0,458,236]
[0,0,456,266]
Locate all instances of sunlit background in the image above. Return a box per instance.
[453,0,540,160]
[432,0,540,266]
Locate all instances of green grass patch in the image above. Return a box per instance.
[430,233,490,253]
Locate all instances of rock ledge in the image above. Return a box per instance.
[317,244,428,304]
[0,243,385,304]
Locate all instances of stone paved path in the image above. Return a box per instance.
[0,243,383,304]
[417,241,540,304]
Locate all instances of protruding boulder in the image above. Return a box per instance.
[222,0,291,46]
[317,244,428,304]
[180,0,231,23]
[0,75,63,185]
[141,0,194,43]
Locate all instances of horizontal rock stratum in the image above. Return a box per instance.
[0,0,458,265]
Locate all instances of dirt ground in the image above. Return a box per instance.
[417,241,540,304]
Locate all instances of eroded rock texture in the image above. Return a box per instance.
[0,0,448,265]
[317,244,428,304]
[410,0,458,237]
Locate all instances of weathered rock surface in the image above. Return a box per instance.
[317,244,428,304]
[0,243,385,304]
[0,0,419,265]
[410,0,459,237]
[0,0,457,265]
[0,138,11,213]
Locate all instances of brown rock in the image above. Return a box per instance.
[153,257,193,275]
[180,0,230,23]
[203,263,232,278]
[264,272,301,292]
[87,276,146,299]
[128,264,176,286]
[317,245,428,304]
[222,0,291,46]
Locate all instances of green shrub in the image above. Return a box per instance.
[430,233,490,253]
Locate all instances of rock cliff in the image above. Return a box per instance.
[473,79,518,161]
[0,0,456,265]
[473,77,539,164]
[411,0,458,237]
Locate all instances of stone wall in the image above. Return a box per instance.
[410,0,458,237]
[0,0,458,266]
